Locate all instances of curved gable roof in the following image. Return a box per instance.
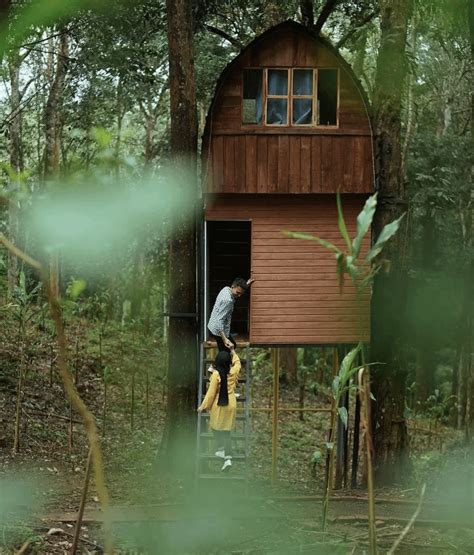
[203,19,371,140]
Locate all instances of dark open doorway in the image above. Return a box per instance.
[206,220,251,339]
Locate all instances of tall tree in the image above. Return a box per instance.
[160,0,198,469]
[463,0,473,440]
[370,0,413,484]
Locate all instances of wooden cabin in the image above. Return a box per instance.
[201,20,373,345]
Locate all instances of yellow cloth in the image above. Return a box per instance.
[198,352,241,431]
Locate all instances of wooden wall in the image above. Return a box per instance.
[205,194,371,345]
[202,22,374,195]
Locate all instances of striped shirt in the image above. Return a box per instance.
[207,286,235,337]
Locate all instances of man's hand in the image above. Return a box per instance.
[224,337,233,349]
[197,407,203,413]
[246,277,255,286]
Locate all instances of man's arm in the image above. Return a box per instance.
[220,330,233,348]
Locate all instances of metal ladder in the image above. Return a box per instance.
[196,342,251,482]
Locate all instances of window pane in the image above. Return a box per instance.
[318,69,338,125]
[293,69,313,95]
[267,99,288,124]
[243,69,263,124]
[268,69,288,95]
[293,99,313,124]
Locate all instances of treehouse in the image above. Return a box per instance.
[201,20,374,346]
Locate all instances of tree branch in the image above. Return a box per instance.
[337,11,378,49]
[314,0,340,36]
[300,0,314,28]
[204,24,243,49]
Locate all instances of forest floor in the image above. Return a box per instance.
[1,311,473,554]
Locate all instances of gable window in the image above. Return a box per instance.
[242,67,338,128]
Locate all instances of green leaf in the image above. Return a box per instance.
[282,230,341,255]
[19,271,26,292]
[325,442,334,451]
[332,375,340,399]
[311,449,323,465]
[0,0,119,57]
[338,406,348,429]
[369,392,376,401]
[352,194,377,259]
[103,366,110,382]
[68,279,87,300]
[336,193,351,251]
[366,213,405,262]
[338,344,362,391]
[91,127,112,148]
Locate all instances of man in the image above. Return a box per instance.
[208,276,254,351]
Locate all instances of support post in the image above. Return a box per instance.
[271,348,280,485]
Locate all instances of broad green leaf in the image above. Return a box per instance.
[336,193,351,251]
[103,366,110,381]
[338,343,362,390]
[282,230,341,254]
[352,194,377,259]
[366,214,405,262]
[69,279,86,300]
[338,406,348,429]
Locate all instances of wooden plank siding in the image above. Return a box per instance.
[205,195,370,345]
[208,134,373,194]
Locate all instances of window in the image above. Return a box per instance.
[317,69,338,126]
[242,67,338,128]
[243,69,263,124]
[266,69,288,125]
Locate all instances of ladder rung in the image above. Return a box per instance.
[202,377,247,384]
[199,413,246,420]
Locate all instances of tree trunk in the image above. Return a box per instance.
[280,347,297,384]
[370,0,413,484]
[43,28,69,298]
[7,48,22,296]
[160,0,198,472]
[464,0,474,441]
[300,0,314,28]
[44,29,68,177]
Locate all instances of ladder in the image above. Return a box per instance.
[196,341,251,482]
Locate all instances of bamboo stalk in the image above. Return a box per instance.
[71,449,93,555]
[131,371,135,431]
[145,370,149,420]
[322,347,339,532]
[358,368,377,555]
[271,348,280,485]
[13,342,25,453]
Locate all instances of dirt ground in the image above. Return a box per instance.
[1,329,473,554]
